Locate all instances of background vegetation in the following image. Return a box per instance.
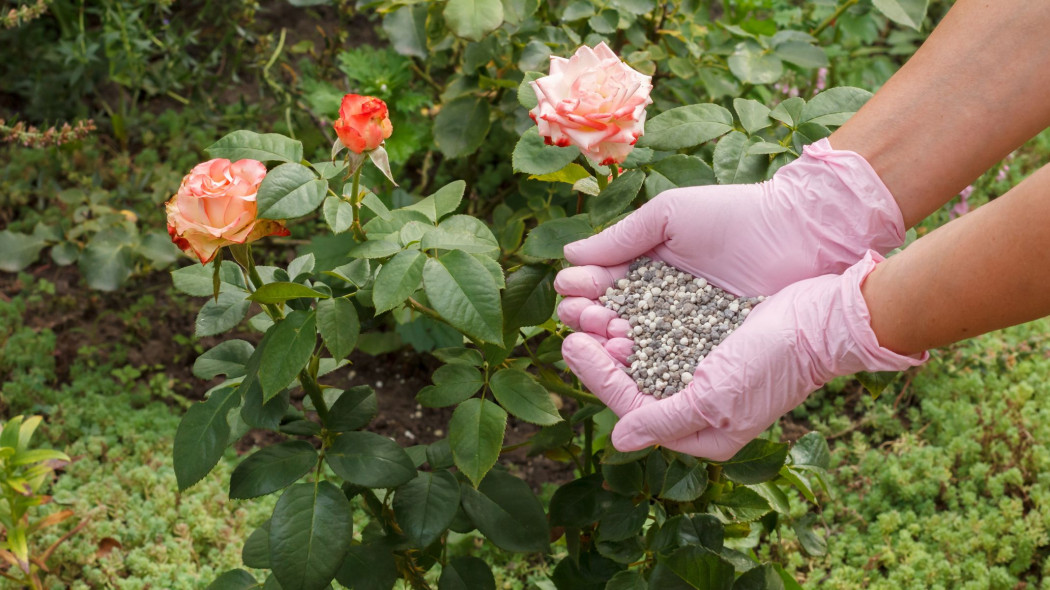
[3,0,1050,588]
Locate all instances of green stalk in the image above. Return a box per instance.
[300,367,330,424]
[811,0,859,37]
[348,166,366,241]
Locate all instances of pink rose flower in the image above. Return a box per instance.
[165,158,290,264]
[529,42,653,166]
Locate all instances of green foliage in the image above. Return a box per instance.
[781,320,1050,589]
[0,285,272,587]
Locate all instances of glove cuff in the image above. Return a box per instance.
[839,251,929,373]
[774,138,907,273]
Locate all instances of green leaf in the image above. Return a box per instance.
[207,569,261,590]
[799,87,873,127]
[80,232,134,291]
[549,474,613,528]
[417,364,484,408]
[230,441,318,499]
[249,282,328,304]
[733,98,772,134]
[747,142,790,155]
[774,42,828,69]
[193,340,255,380]
[241,381,289,430]
[256,163,327,221]
[270,482,352,590]
[601,461,644,496]
[432,347,484,366]
[721,439,789,484]
[518,71,543,109]
[489,368,562,426]
[774,564,804,590]
[662,546,735,590]
[316,297,359,360]
[769,97,805,128]
[713,132,767,185]
[522,215,592,259]
[443,0,504,41]
[531,163,592,185]
[872,0,929,30]
[172,260,247,297]
[335,543,398,590]
[677,514,725,552]
[792,122,831,152]
[502,265,556,330]
[439,556,496,590]
[326,431,416,488]
[347,239,402,259]
[258,311,317,402]
[421,215,501,258]
[648,155,716,188]
[196,291,251,337]
[50,241,79,266]
[512,127,582,175]
[382,4,427,58]
[0,230,46,272]
[327,385,377,431]
[790,432,830,470]
[423,251,503,344]
[361,191,392,220]
[588,170,646,227]
[733,565,785,590]
[174,387,240,491]
[323,197,355,234]
[434,96,491,158]
[637,104,734,150]
[856,370,899,399]
[206,130,303,163]
[242,522,270,569]
[728,40,783,85]
[606,571,647,590]
[449,398,507,487]
[404,180,466,222]
[598,496,649,541]
[660,458,708,502]
[394,469,462,548]
[713,486,771,522]
[460,469,549,552]
[792,514,827,557]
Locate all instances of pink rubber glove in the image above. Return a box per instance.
[562,252,927,461]
[555,138,905,350]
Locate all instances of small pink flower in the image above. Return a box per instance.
[529,42,653,166]
[814,67,829,94]
[996,165,1010,182]
[948,185,975,220]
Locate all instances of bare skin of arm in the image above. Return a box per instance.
[864,162,1050,355]
[829,0,1050,228]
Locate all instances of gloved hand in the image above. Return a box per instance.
[555,138,905,347]
[561,252,927,461]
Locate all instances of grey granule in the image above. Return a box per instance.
[599,258,764,398]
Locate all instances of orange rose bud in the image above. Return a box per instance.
[165,158,290,264]
[333,94,393,154]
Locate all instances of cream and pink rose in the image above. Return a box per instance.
[529,42,653,166]
[165,158,290,264]
[333,94,393,154]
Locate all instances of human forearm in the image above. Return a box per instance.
[863,164,1050,355]
[830,0,1050,227]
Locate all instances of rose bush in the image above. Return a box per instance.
[530,42,653,165]
[333,94,394,154]
[165,158,289,264]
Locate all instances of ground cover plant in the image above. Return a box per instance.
[7,0,1050,588]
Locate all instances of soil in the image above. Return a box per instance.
[0,262,575,490]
